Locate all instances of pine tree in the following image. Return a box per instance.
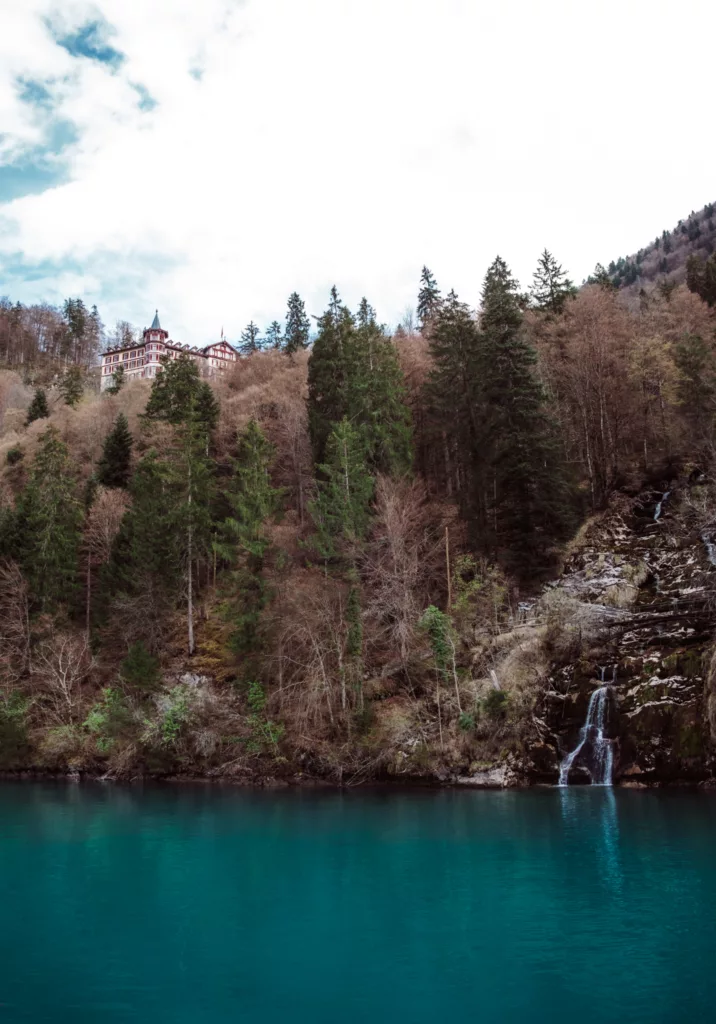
[311,418,375,554]
[530,249,575,315]
[59,365,84,407]
[143,357,219,653]
[215,420,281,657]
[284,292,310,355]
[106,364,125,395]
[104,451,182,638]
[590,264,614,290]
[62,298,88,362]
[240,321,262,354]
[265,321,283,349]
[425,289,483,515]
[97,414,133,488]
[351,301,413,476]
[674,333,716,449]
[417,266,441,331]
[14,427,82,609]
[478,256,573,567]
[25,388,49,426]
[307,287,355,465]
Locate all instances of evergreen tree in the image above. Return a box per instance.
[14,427,82,609]
[284,292,310,355]
[311,418,374,554]
[674,333,716,448]
[686,254,716,307]
[417,266,441,332]
[144,356,219,433]
[62,297,88,362]
[307,287,355,465]
[104,451,182,634]
[530,249,576,315]
[351,301,413,475]
[589,264,614,290]
[265,321,283,349]
[425,289,483,515]
[478,256,573,567]
[59,365,84,407]
[97,414,133,489]
[240,321,262,354]
[119,642,161,691]
[25,388,49,426]
[143,357,219,653]
[215,420,281,657]
[106,364,125,395]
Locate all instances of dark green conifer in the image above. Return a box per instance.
[106,364,125,395]
[143,357,219,653]
[215,420,281,657]
[25,388,49,426]
[97,414,133,488]
[478,256,573,567]
[530,250,576,314]
[284,292,310,355]
[240,321,261,354]
[311,418,374,553]
[307,287,355,465]
[59,365,84,407]
[417,266,441,332]
[14,427,82,609]
[265,321,283,349]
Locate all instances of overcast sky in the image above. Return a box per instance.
[1,0,715,344]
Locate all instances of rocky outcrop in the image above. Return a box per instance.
[535,485,716,785]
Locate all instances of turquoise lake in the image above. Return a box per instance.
[1,784,715,1023]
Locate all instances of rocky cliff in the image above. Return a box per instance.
[530,480,716,786]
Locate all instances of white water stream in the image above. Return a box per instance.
[654,491,670,522]
[558,669,614,787]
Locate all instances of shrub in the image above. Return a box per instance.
[120,642,161,691]
[83,687,134,754]
[6,446,23,465]
[481,689,509,721]
[0,691,30,765]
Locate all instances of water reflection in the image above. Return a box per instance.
[559,785,623,893]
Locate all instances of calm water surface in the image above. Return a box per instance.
[1,783,715,1023]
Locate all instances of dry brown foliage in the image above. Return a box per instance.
[0,561,32,682]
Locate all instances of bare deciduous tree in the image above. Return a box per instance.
[35,632,94,726]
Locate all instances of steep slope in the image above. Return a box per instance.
[595,201,716,297]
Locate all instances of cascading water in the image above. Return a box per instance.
[654,491,670,522]
[558,668,614,787]
[702,531,716,568]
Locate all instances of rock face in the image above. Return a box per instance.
[536,486,716,786]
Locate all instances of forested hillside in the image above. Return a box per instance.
[591,200,716,302]
[1,252,716,784]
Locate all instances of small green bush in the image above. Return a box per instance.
[481,689,509,721]
[120,642,161,691]
[6,446,23,465]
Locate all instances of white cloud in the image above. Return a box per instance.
[1,0,715,343]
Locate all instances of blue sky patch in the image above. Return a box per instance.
[132,83,158,112]
[49,17,125,70]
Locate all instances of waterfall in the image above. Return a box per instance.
[702,531,716,568]
[654,491,670,522]
[558,670,614,787]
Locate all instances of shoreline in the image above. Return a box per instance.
[0,768,714,791]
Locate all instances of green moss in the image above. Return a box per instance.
[674,720,705,758]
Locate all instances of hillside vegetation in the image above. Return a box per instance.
[592,201,716,300]
[1,253,716,784]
